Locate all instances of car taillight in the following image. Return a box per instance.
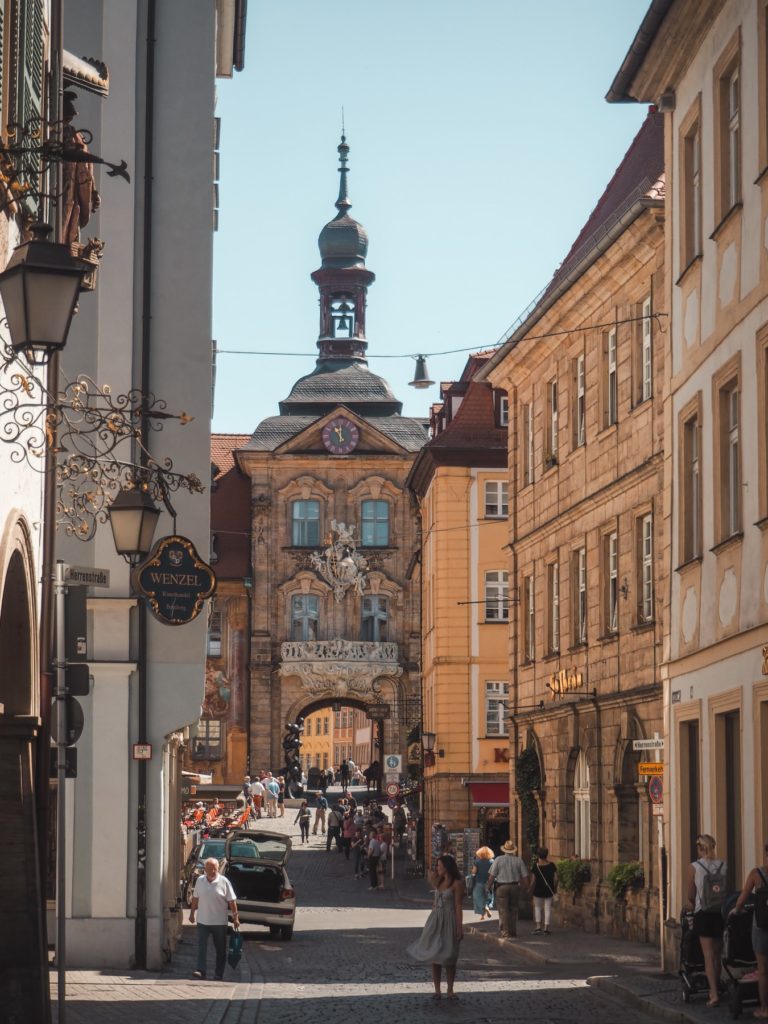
[281,887,295,901]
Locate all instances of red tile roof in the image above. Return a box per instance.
[429,381,507,451]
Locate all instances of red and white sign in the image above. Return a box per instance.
[132,743,152,760]
[385,782,399,797]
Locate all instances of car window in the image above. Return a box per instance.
[251,837,289,858]
[230,842,259,858]
[199,840,226,861]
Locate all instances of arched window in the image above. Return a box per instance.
[291,594,319,640]
[574,750,591,859]
[361,499,389,546]
[291,500,320,546]
[361,595,388,641]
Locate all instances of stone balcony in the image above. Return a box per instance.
[279,638,402,698]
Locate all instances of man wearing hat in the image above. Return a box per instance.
[488,840,531,938]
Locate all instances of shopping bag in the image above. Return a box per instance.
[227,928,243,969]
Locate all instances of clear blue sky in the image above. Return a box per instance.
[212,0,650,432]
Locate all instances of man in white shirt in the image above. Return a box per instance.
[264,773,280,817]
[250,776,265,819]
[189,858,239,979]
[488,840,531,939]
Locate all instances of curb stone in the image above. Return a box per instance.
[587,975,697,1024]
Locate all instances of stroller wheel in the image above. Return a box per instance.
[730,986,741,1019]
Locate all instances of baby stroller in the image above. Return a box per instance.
[721,895,758,1019]
[679,908,709,1002]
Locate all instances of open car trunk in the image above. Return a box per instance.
[225,861,283,903]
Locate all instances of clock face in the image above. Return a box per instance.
[322,416,360,455]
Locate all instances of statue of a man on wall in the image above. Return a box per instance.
[62,90,100,245]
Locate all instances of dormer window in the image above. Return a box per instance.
[331,297,355,338]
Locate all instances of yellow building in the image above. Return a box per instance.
[301,710,333,773]
[407,357,511,855]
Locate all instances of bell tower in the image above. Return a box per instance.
[311,135,375,364]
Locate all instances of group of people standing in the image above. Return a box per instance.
[468,841,558,939]
[237,772,285,820]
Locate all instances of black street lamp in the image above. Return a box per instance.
[0,223,87,365]
[107,487,161,562]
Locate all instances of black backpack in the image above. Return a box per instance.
[755,867,768,929]
[698,860,727,913]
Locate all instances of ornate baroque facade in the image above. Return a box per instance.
[209,138,426,780]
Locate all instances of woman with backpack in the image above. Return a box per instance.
[729,842,768,1019]
[686,833,727,1007]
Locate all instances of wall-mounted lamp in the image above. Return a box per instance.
[422,731,436,752]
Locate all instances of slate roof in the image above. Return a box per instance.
[243,412,428,453]
[279,360,401,415]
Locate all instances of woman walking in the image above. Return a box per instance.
[685,834,727,1007]
[729,841,768,1018]
[406,854,464,1000]
[531,847,558,934]
[470,846,495,920]
[294,800,311,843]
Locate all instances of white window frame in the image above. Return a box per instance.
[291,593,319,641]
[607,531,618,633]
[522,403,533,486]
[726,385,740,537]
[576,354,586,447]
[576,547,587,645]
[574,750,591,859]
[484,570,509,622]
[485,681,509,736]
[548,562,560,653]
[292,499,321,547]
[361,594,388,641]
[547,378,558,463]
[524,574,535,661]
[207,608,222,657]
[640,514,653,623]
[361,499,390,547]
[607,329,618,426]
[484,480,509,518]
[727,64,740,210]
[499,394,509,427]
[641,297,652,402]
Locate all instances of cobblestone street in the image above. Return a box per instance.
[54,802,667,1024]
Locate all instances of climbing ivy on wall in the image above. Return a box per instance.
[516,745,541,858]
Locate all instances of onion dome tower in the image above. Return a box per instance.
[311,134,375,364]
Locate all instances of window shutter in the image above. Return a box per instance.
[14,0,43,212]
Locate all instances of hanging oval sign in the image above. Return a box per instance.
[133,535,216,626]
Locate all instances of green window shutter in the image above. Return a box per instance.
[15,0,43,213]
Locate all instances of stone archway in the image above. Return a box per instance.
[0,516,46,1020]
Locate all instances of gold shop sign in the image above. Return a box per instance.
[548,667,584,699]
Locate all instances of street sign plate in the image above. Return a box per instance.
[652,803,664,816]
[51,697,84,746]
[49,747,77,779]
[385,754,402,772]
[387,797,397,809]
[648,775,663,804]
[633,738,664,751]
[133,743,152,760]
[386,782,399,797]
[65,565,111,587]
[639,761,664,775]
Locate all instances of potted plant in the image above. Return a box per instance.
[606,861,644,900]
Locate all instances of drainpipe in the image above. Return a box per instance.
[135,0,157,971]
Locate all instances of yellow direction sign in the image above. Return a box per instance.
[639,761,664,776]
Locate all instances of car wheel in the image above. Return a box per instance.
[269,925,280,938]
[279,926,293,941]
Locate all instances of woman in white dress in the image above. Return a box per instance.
[407,854,464,1000]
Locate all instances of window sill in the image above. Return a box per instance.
[543,459,558,474]
[483,734,509,740]
[675,554,703,573]
[631,396,653,413]
[542,651,561,663]
[483,514,509,521]
[568,641,587,652]
[710,202,743,241]
[483,619,510,625]
[755,165,768,187]
[521,658,535,667]
[597,632,618,644]
[631,620,655,634]
[710,531,743,556]
[598,422,618,438]
[675,252,702,287]
[756,516,768,532]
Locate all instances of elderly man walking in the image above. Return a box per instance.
[189,857,239,980]
[488,840,531,939]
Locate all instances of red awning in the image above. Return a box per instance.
[469,781,509,806]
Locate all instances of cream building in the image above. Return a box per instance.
[609,0,768,960]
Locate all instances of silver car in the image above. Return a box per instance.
[223,829,296,940]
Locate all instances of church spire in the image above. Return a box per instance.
[312,135,376,364]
